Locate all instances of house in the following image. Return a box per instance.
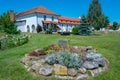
[10,6,80,33]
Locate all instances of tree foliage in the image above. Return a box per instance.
[87,0,109,30]
[110,22,119,30]
[78,15,91,35]
[0,11,20,34]
[72,26,79,35]
[36,24,42,33]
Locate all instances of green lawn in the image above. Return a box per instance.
[0,32,120,80]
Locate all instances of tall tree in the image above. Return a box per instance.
[87,0,109,30]
[0,11,19,34]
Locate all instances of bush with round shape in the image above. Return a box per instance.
[45,54,57,65]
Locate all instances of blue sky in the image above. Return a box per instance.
[0,0,120,23]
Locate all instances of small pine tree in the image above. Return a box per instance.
[78,16,91,36]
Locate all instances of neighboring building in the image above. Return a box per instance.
[58,16,80,32]
[11,6,80,33]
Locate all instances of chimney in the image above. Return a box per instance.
[10,10,15,22]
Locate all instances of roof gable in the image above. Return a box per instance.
[16,6,59,17]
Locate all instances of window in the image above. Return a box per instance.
[27,25,30,32]
[52,16,54,21]
[32,25,35,33]
[44,15,46,20]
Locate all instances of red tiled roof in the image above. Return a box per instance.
[108,23,113,27]
[42,20,58,24]
[58,16,80,25]
[16,6,59,17]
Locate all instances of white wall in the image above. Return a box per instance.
[16,22,26,32]
[16,13,58,32]
[37,13,58,25]
[57,24,77,32]
[16,13,37,32]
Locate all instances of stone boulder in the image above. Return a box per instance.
[83,61,99,70]
[76,74,89,80]
[68,68,78,77]
[39,65,53,76]
[55,75,74,79]
[54,64,67,76]
[88,68,103,77]
[78,67,87,74]
[95,58,106,67]
[31,62,42,72]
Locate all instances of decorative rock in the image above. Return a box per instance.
[70,46,80,53]
[73,46,79,49]
[78,67,87,74]
[20,57,27,64]
[87,50,94,53]
[31,62,42,72]
[39,65,53,76]
[76,74,89,80]
[103,59,109,71]
[88,68,103,77]
[58,40,67,49]
[83,61,99,70]
[54,64,67,75]
[95,58,106,67]
[21,57,32,66]
[37,59,45,64]
[68,68,78,77]
[55,75,74,79]
[86,46,93,50]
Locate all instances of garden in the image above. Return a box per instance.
[0,32,120,80]
[0,34,29,49]
[21,40,109,80]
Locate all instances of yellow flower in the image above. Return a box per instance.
[46,50,53,54]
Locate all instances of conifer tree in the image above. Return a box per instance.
[87,0,109,30]
[0,11,20,34]
[78,15,91,35]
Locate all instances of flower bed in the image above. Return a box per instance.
[0,34,29,49]
[21,40,109,79]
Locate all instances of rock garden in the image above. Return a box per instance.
[21,40,109,80]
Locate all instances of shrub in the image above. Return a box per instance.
[45,52,83,69]
[57,52,83,69]
[45,54,57,65]
[60,32,70,35]
[0,34,29,49]
[43,46,50,52]
[72,26,79,35]
[36,25,42,33]
[86,52,102,61]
